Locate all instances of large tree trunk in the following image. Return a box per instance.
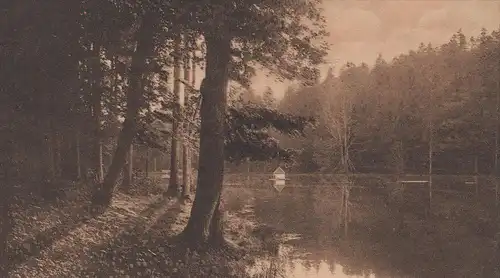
[209,196,224,244]
[181,33,231,246]
[166,34,182,197]
[91,14,155,207]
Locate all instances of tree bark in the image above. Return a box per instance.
[46,122,55,180]
[91,42,104,183]
[190,50,197,194]
[145,147,150,178]
[182,41,192,198]
[209,196,224,244]
[166,34,182,197]
[495,75,499,208]
[76,131,81,180]
[0,138,15,276]
[121,147,131,188]
[0,167,12,276]
[53,131,62,178]
[129,144,133,183]
[181,33,231,246]
[91,14,155,207]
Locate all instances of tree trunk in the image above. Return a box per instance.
[53,131,62,178]
[182,41,192,198]
[91,14,155,207]
[46,123,56,180]
[166,34,182,197]
[121,145,134,188]
[495,75,499,208]
[181,33,231,246]
[0,140,15,276]
[76,131,81,180]
[145,147,150,178]
[190,50,197,194]
[129,144,133,183]
[0,173,12,276]
[428,97,433,212]
[182,146,190,197]
[121,147,131,188]
[91,42,104,183]
[209,196,224,244]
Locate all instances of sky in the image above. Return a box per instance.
[182,0,500,101]
[251,0,500,99]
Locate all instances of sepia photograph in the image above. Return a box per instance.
[1,0,500,277]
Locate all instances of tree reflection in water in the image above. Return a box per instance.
[223,177,500,278]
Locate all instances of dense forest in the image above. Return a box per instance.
[0,1,327,275]
[2,1,499,276]
[270,28,500,175]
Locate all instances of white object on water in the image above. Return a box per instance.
[270,167,288,192]
[398,180,429,183]
[273,167,286,180]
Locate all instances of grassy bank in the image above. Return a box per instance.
[6,183,266,278]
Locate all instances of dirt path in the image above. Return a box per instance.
[8,193,254,278]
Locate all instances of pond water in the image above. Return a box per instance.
[222,178,500,278]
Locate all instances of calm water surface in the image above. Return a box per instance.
[222,178,499,278]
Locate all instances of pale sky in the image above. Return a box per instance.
[183,0,500,101]
[252,0,500,99]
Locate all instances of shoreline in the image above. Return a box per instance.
[7,189,266,278]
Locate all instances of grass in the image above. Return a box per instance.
[6,181,266,278]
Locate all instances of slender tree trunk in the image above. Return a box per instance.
[46,121,55,180]
[246,157,250,184]
[474,156,479,199]
[0,136,16,276]
[182,40,192,198]
[91,14,155,207]
[76,131,81,180]
[166,34,182,197]
[428,100,434,212]
[121,148,131,188]
[0,170,12,276]
[53,131,62,178]
[181,33,231,246]
[190,50,197,193]
[145,148,150,178]
[129,144,133,183]
[121,145,134,188]
[495,76,499,208]
[91,42,104,183]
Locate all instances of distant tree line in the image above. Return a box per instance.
[278,28,500,175]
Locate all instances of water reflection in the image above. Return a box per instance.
[247,246,376,278]
[223,177,499,278]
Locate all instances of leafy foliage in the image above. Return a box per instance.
[225,104,313,162]
[280,28,500,174]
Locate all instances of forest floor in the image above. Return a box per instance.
[7,183,263,278]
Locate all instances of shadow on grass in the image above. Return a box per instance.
[78,202,247,278]
[7,195,172,273]
[7,205,90,271]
